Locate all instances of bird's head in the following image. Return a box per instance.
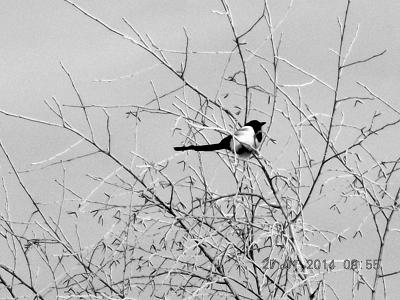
[245,120,266,132]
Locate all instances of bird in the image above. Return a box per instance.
[174,120,266,158]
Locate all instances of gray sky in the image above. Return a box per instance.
[1,0,400,298]
[3,0,399,160]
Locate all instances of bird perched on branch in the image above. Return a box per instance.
[174,120,266,158]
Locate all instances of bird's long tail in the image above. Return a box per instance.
[174,142,226,152]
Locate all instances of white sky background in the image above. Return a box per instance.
[1,0,400,298]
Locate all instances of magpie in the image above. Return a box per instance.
[174,120,266,158]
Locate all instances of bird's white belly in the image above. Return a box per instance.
[230,126,255,158]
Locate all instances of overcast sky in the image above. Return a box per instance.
[1,0,400,298]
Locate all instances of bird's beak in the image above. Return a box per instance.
[261,122,266,126]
